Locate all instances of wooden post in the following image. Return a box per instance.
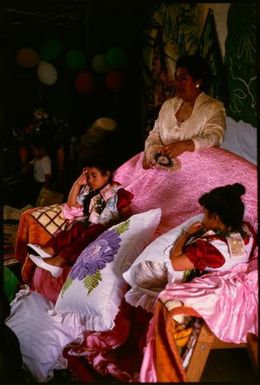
[186,322,215,382]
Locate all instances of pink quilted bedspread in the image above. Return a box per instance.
[114,147,257,234]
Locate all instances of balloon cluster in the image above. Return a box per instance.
[91,47,127,92]
[16,39,127,94]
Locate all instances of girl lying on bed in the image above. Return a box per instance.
[20,160,133,283]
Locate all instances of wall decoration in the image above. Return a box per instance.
[16,48,40,68]
[105,47,127,69]
[142,3,200,134]
[92,54,108,74]
[75,71,95,94]
[37,61,58,85]
[65,49,87,71]
[40,38,63,62]
[196,9,228,104]
[224,3,256,127]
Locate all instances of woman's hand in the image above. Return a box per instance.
[142,156,155,169]
[185,221,205,236]
[160,140,195,158]
[169,221,205,271]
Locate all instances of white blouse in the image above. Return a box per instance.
[31,156,52,183]
[144,92,226,155]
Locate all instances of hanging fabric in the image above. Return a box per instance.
[196,8,228,104]
[224,3,256,127]
[142,3,200,135]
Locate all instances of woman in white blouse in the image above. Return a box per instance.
[143,54,226,169]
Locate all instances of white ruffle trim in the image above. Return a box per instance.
[50,284,127,332]
[125,286,159,313]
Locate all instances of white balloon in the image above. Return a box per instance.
[37,61,58,85]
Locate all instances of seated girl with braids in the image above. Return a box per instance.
[168,183,256,276]
[21,160,133,281]
[125,183,256,315]
[164,182,256,320]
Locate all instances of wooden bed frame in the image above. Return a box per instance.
[185,321,258,381]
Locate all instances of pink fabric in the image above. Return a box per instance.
[32,266,71,304]
[62,204,83,222]
[139,317,157,382]
[114,148,257,235]
[66,302,150,382]
[80,311,134,382]
[158,252,258,343]
[140,254,258,383]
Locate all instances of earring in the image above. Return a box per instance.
[196,84,200,89]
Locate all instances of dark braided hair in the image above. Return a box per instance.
[198,183,246,231]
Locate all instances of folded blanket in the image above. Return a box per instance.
[31,204,67,235]
[15,208,53,263]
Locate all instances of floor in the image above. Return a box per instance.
[45,348,260,384]
[201,347,258,383]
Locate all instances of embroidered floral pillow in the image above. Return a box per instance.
[52,209,161,332]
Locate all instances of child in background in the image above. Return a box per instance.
[13,107,71,192]
[21,138,52,204]
[21,160,133,281]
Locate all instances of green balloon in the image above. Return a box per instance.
[65,49,87,70]
[40,38,63,61]
[106,47,127,69]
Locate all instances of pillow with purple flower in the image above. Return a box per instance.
[53,208,161,332]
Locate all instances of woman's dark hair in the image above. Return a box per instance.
[176,54,212,92]
[198,183,246,231]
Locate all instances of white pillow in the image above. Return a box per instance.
[123,214,203,312]
[221,116,257,164]
[53,209,162,331]
[6,289,84,383]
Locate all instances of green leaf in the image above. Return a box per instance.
[114,219,130,235]
[61,276,73,297]
[83,271,102,294]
